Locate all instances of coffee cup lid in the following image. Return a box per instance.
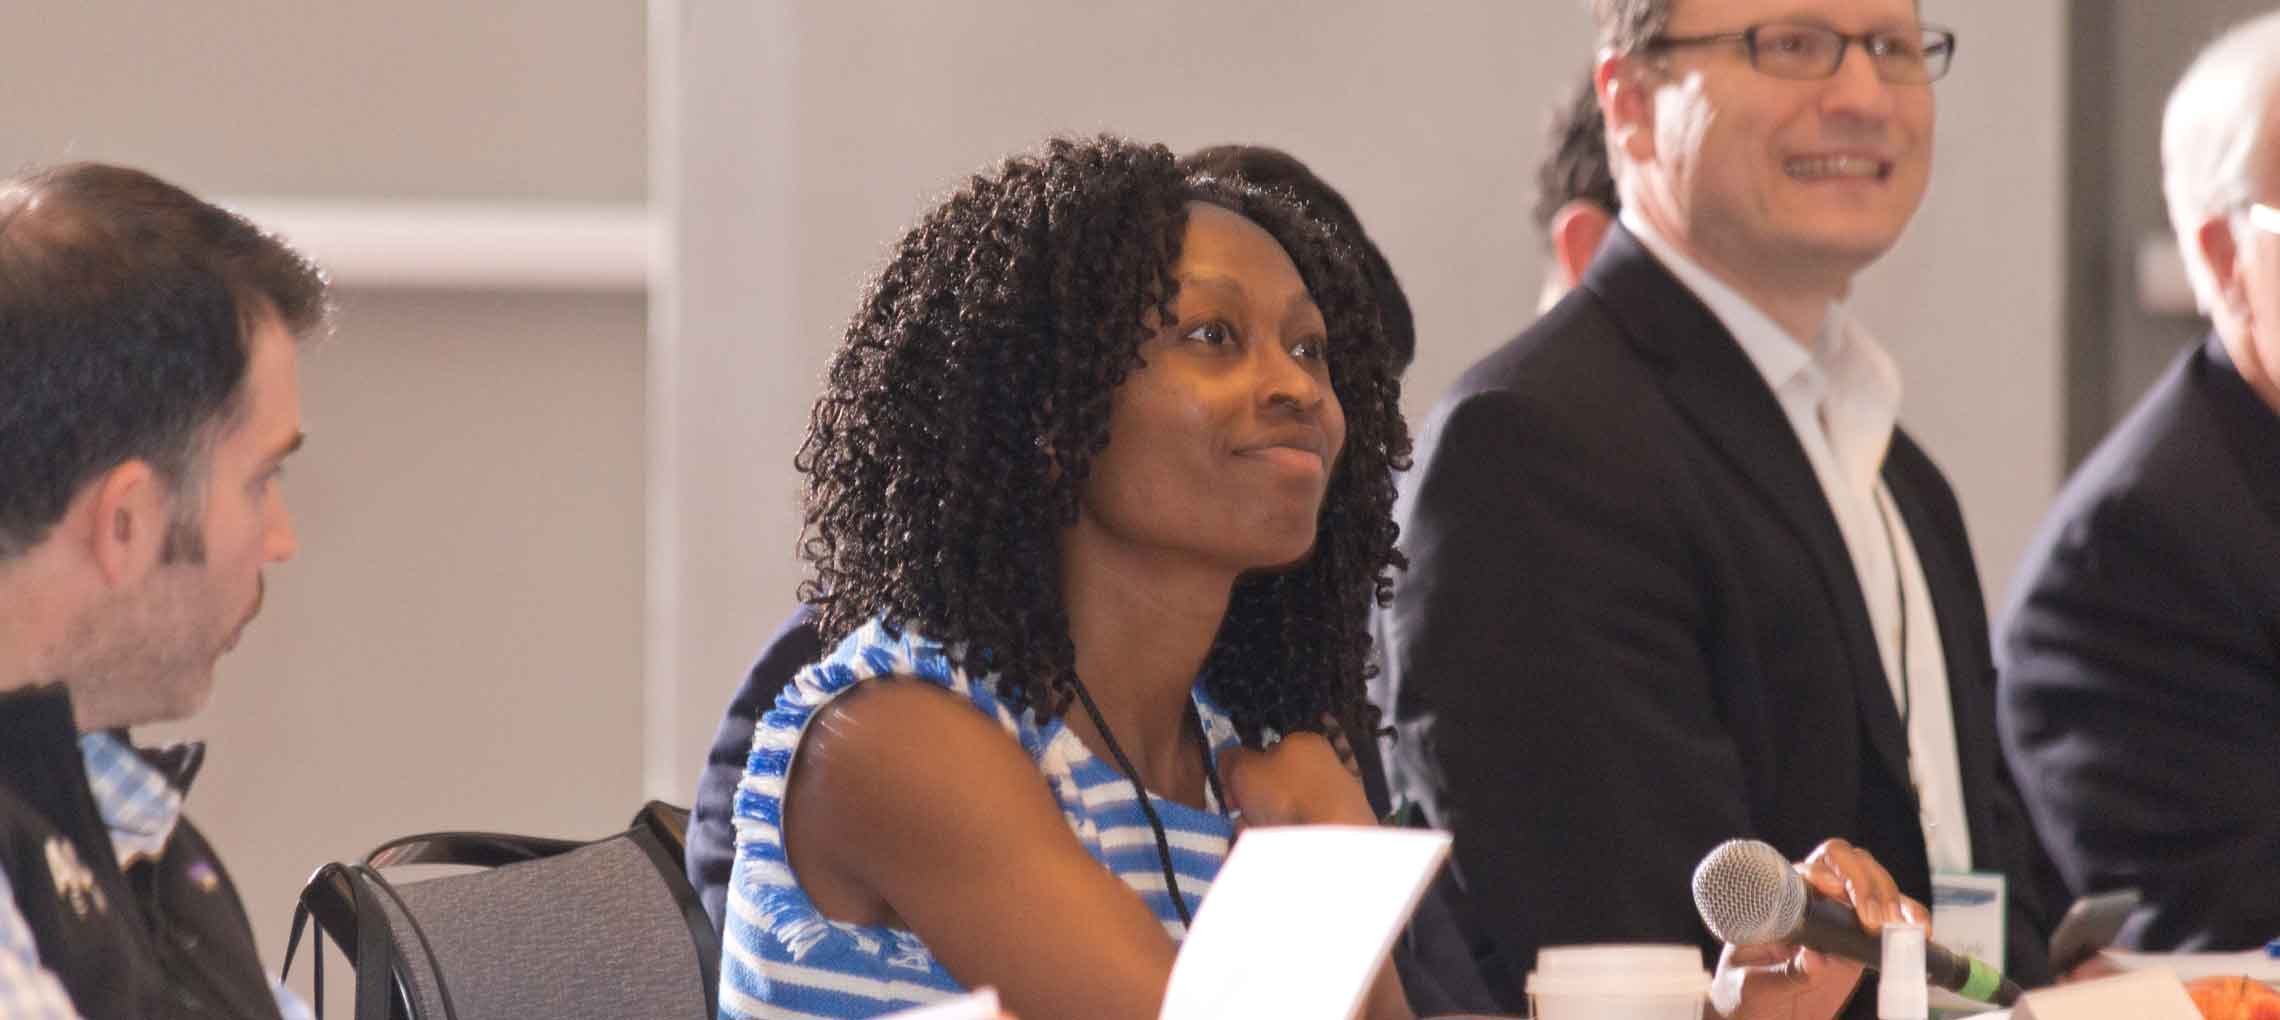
[1527,944,1709,998]
[1526,972,1709,997]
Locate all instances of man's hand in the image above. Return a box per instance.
[1708,839,1928,1020]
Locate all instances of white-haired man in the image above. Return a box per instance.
[1999,9,2280,951]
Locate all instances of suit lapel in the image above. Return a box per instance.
[2198,335,2280,523]
[2192,336,2280,649]
[1580,225,1916,793]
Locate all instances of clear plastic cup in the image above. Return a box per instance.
[1526,944,1710,1020]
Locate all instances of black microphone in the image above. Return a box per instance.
[1691,839,2022,1007]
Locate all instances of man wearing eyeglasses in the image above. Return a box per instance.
[1999,9,2280,955]
[1375,0,2058,1014]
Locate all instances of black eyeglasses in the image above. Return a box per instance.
[1642,23,1958,84]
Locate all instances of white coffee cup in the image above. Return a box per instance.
[1526,944,1709,1020]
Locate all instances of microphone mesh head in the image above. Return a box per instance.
[1692,839,1809,945]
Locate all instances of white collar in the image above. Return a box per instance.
[1619,208,1903,496]
[1620,207,1823,390]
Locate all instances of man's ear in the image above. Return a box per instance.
[2198,214,2246,318]
[1597,51,1657,164]
[1551,200,1615,290]
[84,460,167,588]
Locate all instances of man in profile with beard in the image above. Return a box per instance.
[0,162,327,1018]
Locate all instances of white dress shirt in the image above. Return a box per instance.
[1622,209,1973,874]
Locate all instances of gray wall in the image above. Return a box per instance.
[1,0,650,976]
[8,0,643,200]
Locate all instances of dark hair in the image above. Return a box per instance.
[1179,145,1416,375]
[797,136,1410,746]
[1533,71,1622,239]
[1593,0,1674,53]
[0,163,329,560]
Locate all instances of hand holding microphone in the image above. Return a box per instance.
[1694,838,2022,1014]
[1691,838,1919,1019]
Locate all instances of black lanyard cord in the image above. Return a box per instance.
[1873,490,1911,736]
[1067,675,1226,930]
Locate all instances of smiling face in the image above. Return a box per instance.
[1614,0,1935,288]
[1072,202,1347,574]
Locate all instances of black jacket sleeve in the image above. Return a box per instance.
[2000,487,2280,951]
[1383,387,1751,1001]
[687,605,827,936]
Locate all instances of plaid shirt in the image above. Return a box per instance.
[0,733,310,1020]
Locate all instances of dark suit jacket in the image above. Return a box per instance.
[1375,225,2054,1013]
[1998,335,2280,951]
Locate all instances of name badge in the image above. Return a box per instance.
[1929,870,2007,1016]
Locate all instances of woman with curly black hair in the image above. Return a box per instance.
[717,135,1414,1020]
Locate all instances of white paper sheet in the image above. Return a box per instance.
[2103,948,2280,983]
[2009,969,2202,1019]
[878,987,1001,1020]
[1158,825,1452,1020]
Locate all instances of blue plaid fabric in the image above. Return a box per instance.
[79,734,183,866]
[0,873,77,1020]
[0,734,310,1020]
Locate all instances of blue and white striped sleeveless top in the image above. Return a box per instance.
[718,618,1242,1020]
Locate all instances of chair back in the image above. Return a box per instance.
[284,801,718,1020]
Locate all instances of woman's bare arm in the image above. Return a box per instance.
[786,679,1183,1020]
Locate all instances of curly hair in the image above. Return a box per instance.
[1179,144,1416,374]
[795,135,1410,747]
